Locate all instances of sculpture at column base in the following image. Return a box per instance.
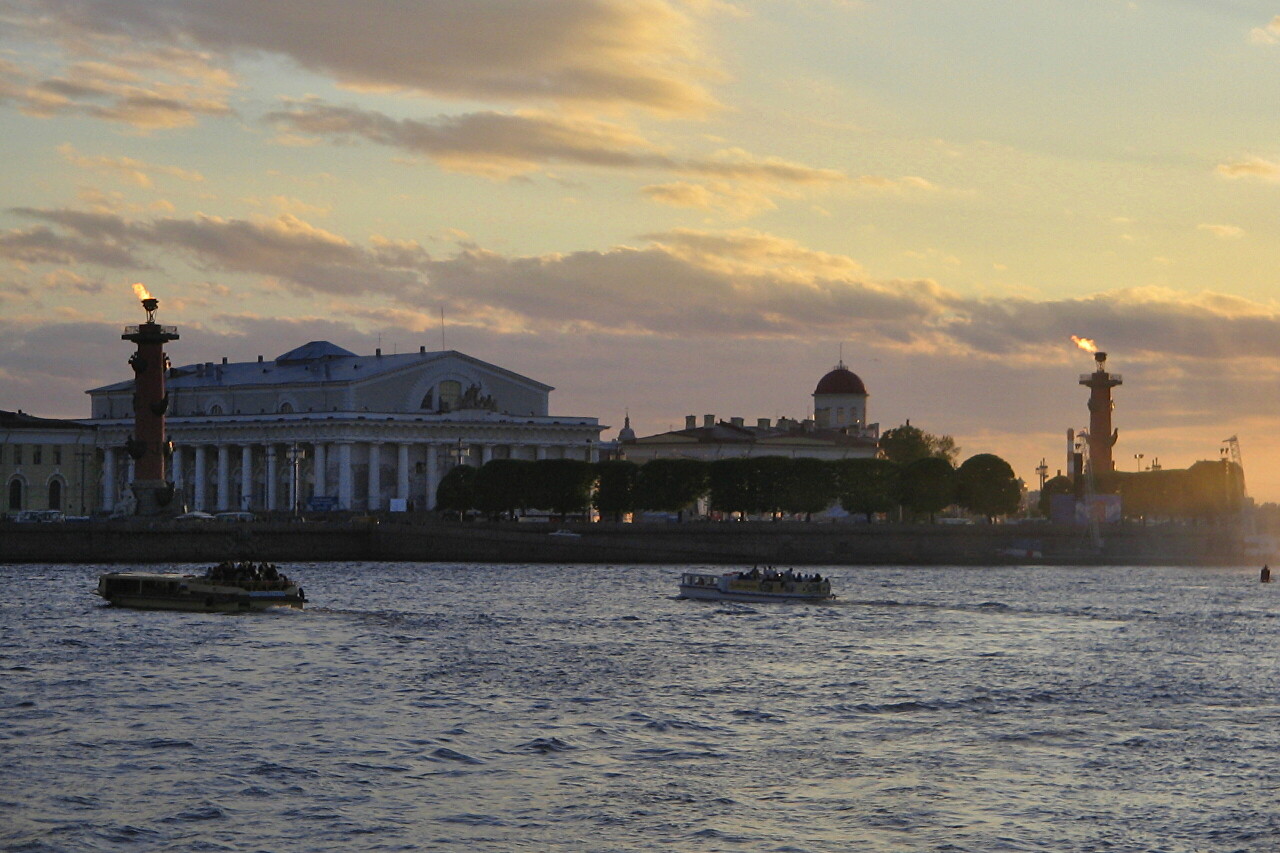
[131,479,176,516]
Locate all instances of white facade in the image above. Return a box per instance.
[87,342,604,513]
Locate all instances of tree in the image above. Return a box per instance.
[528,459,596,518]
[879,422,959,465]
[474,459,532,519]
[1037,474,1074,518]
[778,457,838,519]
[708,457,760,517]
[634,458,709,516]
[900,456,957,521]
[436,464,478,516]
[833,457,901,521]
[956,453,1021,521]
[594,459,640,522]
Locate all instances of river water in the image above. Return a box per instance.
[3,562,1280,852]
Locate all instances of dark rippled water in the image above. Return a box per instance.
[4,562,1280,852]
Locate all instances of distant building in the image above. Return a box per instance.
[622,363,879,462]
[86,342,604,513]
[1,410,98,516]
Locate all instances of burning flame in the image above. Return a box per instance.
[132,282,153,302]
[1071,335,1098,354]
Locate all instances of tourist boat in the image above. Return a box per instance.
[95,563,306,612]
[678,568,834,602]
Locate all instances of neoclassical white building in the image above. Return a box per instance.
[87,342,605,513]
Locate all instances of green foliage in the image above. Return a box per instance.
[1037,474,1074,517]
[594,459,640,521]
[956,453,1021,521]
[435,464,477,515]
[634,458,709,513]
[879,423,959,465]
[529,459,596,517]
[708,458,760,516]
[833,457,901,521]
[777,457,838,518]
[900,456,957,519]
[473,458,532,518]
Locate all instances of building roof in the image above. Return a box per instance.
[629,419,877,449]
[86,344,554,395]
[0,410,96,431]
[814,362,867,396]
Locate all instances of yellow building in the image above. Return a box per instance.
[1,410,98,516]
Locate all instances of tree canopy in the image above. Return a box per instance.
[900,456,957,520]
[956,453,1021,521]
[879,422,959,465]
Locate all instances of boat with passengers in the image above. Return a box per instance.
[678,567,834,602]
[96,561,306,612]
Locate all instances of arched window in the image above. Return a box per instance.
[209,404,224,415]
[48,479,62,511]
[7,479,22,511]
[438,380,461,412]
[280,402,294,414]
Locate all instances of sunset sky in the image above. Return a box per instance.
[4,1,1280,499]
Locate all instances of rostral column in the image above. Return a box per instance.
[122,284,180,515]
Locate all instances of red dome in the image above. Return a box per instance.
[814,365,867,395]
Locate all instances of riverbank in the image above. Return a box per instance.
[0,517,1255,565]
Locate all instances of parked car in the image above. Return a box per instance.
[215,511,255,522]
[10,510,65,523]
[174,511,215,521]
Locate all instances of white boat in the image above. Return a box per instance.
[96,563,306,612]
[678,568,833,603]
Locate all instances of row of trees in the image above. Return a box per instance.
[435,452,1022,522]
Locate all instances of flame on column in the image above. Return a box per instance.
[132,282,153,302]
[1071,335,1098,354]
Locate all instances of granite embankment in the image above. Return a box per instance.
[0,518,1253,565]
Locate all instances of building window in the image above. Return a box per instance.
[33,446,42,465]
[438,380,461,412]
[12,445,21,465]
[209,405,223,415]
[280,402,293,414]
[7,479,22,511]
[53,446,62,465]
[48,479,62,511]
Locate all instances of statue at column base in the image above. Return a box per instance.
[131,480,176,516]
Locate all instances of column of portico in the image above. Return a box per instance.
[586,442,597,463]
[265,445,278,512]
[313,443,327,500]
[102,446,117,511]
[337,442,353,510]
[367,442,382,511]
[480,444,493,465]
[240,445,253,510]
[536,445,549,461]
[193,445,207,511]
[397,443,410,503]
[216,444,230,511]
[425,443,440,510]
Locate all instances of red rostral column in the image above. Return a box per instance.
[1079,350,1122,476]
[122,286,179,515]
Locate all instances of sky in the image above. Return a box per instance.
[4,0,1280,500]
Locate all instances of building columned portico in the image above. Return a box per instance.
[88,343,604,513]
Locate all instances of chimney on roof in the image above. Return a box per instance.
[731,417,744,428]
[221,357,228,365]
[757,418,771,429]
[257,355,263,363]
[376,348,382,357]
[420,345,426,354]
[685,415,697,430]
[704,414,715,428]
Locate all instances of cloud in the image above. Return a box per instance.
[1250,15,1280,44]
[57,144,205,187]
[1216,156,1280,181]
[14,0,719,114]
[265,100,845,186]
[1197,223,1244,239]
[0,33,236,129]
